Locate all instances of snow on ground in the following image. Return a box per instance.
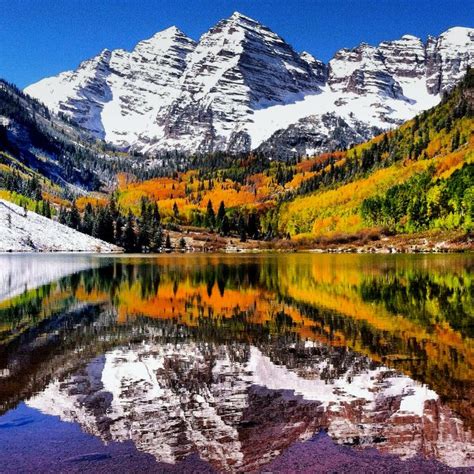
[0,199,121,253]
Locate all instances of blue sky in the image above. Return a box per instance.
[1,0,472,88]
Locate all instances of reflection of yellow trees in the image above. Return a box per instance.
[272,254,474,416]
[1,254,472,423]
[111,277,316,341]
[0,284,73,344]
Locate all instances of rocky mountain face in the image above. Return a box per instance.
[256,112,382,158]
[24,27,196,148]
[25,14,474,157]
[28,340,473,471]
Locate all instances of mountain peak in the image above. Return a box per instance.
[400,34,421,41]
[151,25,187,39]
[229,11,255,22]
[24,15,474,155]
[439,26,474,43]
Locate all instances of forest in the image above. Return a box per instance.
[0,68,472,251]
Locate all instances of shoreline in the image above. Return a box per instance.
[1,228,472,255]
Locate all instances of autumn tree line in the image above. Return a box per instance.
[57,195,276,252]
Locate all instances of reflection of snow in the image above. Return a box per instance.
[27,341,472,469]
[245,347,437,415]
[0,253,98,302]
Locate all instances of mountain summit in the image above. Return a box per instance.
[25,14,474,157]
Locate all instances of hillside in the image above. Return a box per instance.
[77,68,470,252]
[0,199,120,252]
[277,68,473,245]
[0,69,472,253]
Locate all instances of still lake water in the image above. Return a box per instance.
[0,253,472,472]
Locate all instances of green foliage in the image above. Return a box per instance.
[361,164,474,232]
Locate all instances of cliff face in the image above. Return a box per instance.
[25,14,474,157]
[28,340,473,471]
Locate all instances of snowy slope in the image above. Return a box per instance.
[0,200,121,252]
[27,341,473,469]
[24,14,474,156]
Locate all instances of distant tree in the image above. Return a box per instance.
[81,203,95,235]
[173,201,179,219]
[69,201,81,230]
[216,201,226,227]
[93,207,114,243]
[149,225,163,252]
[238,215,247,242]
[58,206,68,225]
[205,200,215,229]
[43,200,51,219]
[123,211,137,252]
[165,234,172,250]
[220,215,230,236]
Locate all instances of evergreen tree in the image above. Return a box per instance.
[69,201,81,230]
[216,201,226,227]
[123,211,137,252]
[81,203,95,235]
[149,225,163,252]
[205,200,215,229]
[94,207,114,243]
[115,214,124,246]
[43,200,51,218]
[238,215,247,242]
[173,201,179,219]
[220,215,230,236]
[58,206,68,225]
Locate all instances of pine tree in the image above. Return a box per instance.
[69,201,81,230]
[149,225,163,252]
[81,203,95,235]
[205,200,215,230]
[165,234,172,250]
[123,211,137,252]
[220,215,230,236]
[115,214,124,246]
[43,200,51,218]
[94,207,114,243]
[238,215,247,242]
[58,206,68,225]
[216,201,226,227]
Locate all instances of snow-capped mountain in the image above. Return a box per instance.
[25,13,474,157]
[27,340,473,471]
[25,27,196,148]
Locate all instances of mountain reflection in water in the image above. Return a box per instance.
[0,253,472,472]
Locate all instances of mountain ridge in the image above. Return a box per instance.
[24,13,474,157]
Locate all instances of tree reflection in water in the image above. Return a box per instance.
[0,254,472,470]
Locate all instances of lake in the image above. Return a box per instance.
[0,253,472,472]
